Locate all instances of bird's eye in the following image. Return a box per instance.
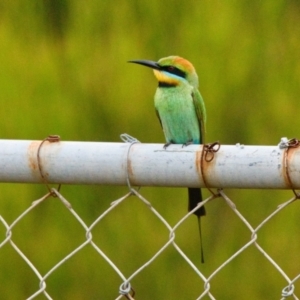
[162,65,186,78]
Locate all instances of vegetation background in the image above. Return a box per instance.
[0,1,299,299]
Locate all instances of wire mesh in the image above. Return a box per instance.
[0,185,299,299]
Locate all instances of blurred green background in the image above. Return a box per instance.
[0,0,300,299]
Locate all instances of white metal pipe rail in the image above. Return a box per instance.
[0,139,299,189]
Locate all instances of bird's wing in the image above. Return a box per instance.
[192,88,206,144]
[155,108,162,128]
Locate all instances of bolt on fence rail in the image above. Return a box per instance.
[0,137,300,299]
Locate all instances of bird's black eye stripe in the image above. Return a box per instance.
[160,65,186,78]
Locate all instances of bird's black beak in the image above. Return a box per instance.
[128,59,161,70]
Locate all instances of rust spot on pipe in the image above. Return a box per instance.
[127,144,135,184]
[27,141,42,181]
[195,147,202,177]
[28,139,54,182]
[282,146,297,188]
[196,145,208,186]
[28,141,40,171]
[196,143,219,189]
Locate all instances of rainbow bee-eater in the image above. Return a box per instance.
[129,56,207,262]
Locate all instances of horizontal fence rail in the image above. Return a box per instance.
[0,139,299,188]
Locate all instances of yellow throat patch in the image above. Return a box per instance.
[153,70,179,86]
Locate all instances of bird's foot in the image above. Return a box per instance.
[182,139,194,148]
[163,142,173,149]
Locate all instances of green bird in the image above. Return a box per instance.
[129,56,207,262]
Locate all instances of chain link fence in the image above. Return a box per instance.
[0,137,300,299]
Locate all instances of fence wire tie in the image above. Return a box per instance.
[281,138,300,198]
[203,141,221,162]
[120,133,140,144]
[120,133,141,194]
[119,281,135,299]
[37,135,62,197]
[282,284,295,298]
[200,141,221,196]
